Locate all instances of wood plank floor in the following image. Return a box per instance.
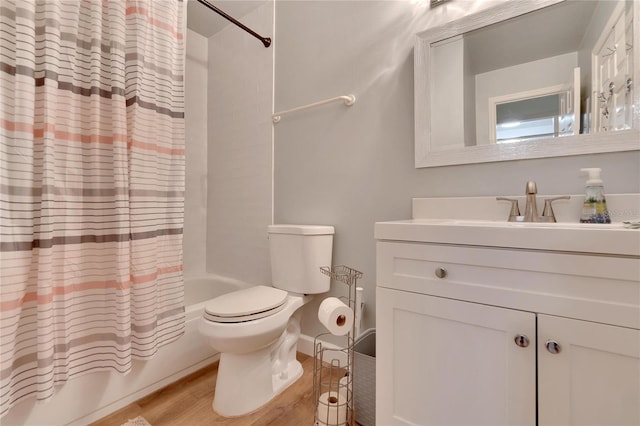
[90,353,317,426]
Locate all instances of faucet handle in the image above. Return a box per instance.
[541,196,571,222]
[497,197,521,221]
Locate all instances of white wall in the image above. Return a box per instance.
[206,1,274,286]
[273,0,640,339]
[184,28,208,278]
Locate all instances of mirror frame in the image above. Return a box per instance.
[415,0,640,168]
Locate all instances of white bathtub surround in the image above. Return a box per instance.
[2,276,240,426]
[206,1,274,286]
[184,274,251,306]
[184,28,209,279]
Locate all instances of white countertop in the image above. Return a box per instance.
[375,194,640,256]
[375,219,640,257]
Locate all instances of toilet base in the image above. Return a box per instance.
[204,300,307,417]
[212,346,303,417]
[272,356,303,396]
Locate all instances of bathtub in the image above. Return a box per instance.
[3,275,245,426]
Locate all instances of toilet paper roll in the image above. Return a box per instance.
[317,391,348,425]
[338,374,349,398]
[318,297,354,336]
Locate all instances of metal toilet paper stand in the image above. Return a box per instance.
[314,265,363,426]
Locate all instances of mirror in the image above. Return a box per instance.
[415,0,640,168]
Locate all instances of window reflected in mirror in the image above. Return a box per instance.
[495,94,560,143]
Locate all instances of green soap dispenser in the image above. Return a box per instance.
[579,168,611,223]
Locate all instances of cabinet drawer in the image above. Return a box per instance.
[376,241,640,329]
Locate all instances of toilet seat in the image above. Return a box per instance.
[203,285,288,323]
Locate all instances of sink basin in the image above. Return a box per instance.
[375,219,639,256]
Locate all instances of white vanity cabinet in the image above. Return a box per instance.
[537,315,640,426]
[375,238,640,426]
[376,287,537,425]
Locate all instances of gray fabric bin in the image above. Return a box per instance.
[353,328,376,426]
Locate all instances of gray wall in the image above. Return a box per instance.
[273,0,640,338]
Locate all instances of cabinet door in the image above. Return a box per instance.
[376,287,536,426]
[538,315,640,426]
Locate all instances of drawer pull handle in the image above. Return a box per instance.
[546,340,561,354]
[514,334,530,348]
[435,267,447,279]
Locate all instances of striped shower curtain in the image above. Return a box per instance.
[0,0,186,416]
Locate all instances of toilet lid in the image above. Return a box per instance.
[203,285,288,323]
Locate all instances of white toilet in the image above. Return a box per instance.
[198,224,334,417]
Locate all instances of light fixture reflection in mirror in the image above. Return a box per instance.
[430,0,451,8]
[414,0,640,168]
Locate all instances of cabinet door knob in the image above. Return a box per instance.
[514,334,530,348]
[435,267,447,279]
[546,340,561,354]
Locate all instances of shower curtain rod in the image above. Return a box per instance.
[196,0,271,48]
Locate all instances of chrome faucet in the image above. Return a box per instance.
[497,181,570,222]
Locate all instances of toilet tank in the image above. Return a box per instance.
[268,225,334,294]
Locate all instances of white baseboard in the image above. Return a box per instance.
[298,334,348,366]
[297,333,316,357]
